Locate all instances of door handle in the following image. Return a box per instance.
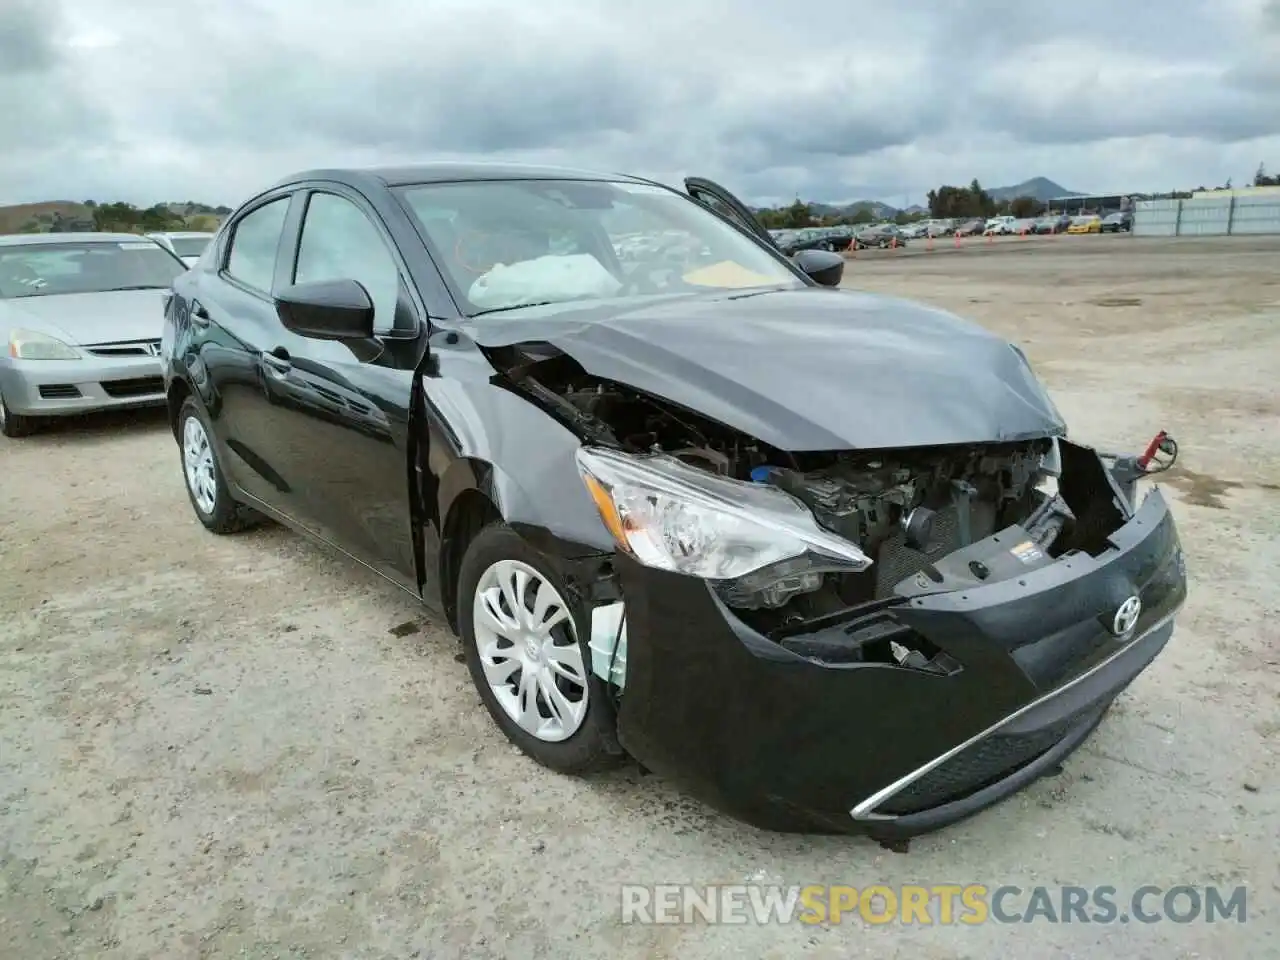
[262,347,292,376]
[190,301,210,327]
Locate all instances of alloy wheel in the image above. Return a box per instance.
[471,558,588,742]
[182,415,218,515]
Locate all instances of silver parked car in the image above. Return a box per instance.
[0,233,186,437]
[146,231,215,266]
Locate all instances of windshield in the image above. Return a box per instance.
[0,241,185,299]
[170,237,211,258]
[397,179,802,315]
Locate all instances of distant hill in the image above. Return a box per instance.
[0,201,93,234]
[987,177,1080,202]
[809,200,900,220]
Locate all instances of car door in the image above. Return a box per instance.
[253,186,426,590]
[682,177,781,250]
[195,191,300,507]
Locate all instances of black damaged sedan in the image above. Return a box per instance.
[161,163,1187,839]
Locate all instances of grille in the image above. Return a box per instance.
[38,384,82,399]
[101,376,164,398]
[875,705,1104,815]
[87,340,161,358]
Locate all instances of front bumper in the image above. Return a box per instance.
[0,357,165,416]
[611,485,1186,838]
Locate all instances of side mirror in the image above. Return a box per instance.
[793,248,844,287]
[275,279,375,341]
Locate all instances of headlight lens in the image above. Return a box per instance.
[9,329,80,360]
[575,446,872,592]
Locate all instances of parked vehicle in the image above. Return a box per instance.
[898,222,929,240]
[1067,215,1103,235]
[772,226,852,256]
[0,232,187,437]
[1010,218,1039,235]
[162,162,1187,839]
[855,223,907,248]
[147,231,216,266]
[954,218,986,237]
[983,216,1016,236]
[1033,214,1071,235]
[925,219,956,238]
[1100,211,1133,233]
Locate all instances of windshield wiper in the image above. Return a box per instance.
[469,301,560,318]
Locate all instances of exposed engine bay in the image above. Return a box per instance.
[492,345,1161,644]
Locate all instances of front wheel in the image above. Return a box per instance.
[458,523,620,774]
[0,389,40,438]
[177,397,260,534]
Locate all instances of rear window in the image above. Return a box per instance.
[0,241,185,299]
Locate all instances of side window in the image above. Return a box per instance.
[294,193,400,331]
[226,197,290,292]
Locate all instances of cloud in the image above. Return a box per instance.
[2,0,1280,207]
[0,0,111,158]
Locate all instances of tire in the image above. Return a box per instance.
[0,389,40,438]
[458,522,621,774]
[177,396,260,534]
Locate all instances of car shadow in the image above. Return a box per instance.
[19,406,171,441]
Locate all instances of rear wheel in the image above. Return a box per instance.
[177,397,260,534]
[458,523,620,774]
[0,389,40,438]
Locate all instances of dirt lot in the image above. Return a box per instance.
[2,234,1277,959]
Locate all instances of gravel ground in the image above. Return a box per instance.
[2,234,1277,959]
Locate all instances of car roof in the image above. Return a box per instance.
[0,232,156,247]
[269,160,652,192]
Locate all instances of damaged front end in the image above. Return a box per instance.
[492,343,1187,836]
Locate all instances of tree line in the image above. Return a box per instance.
[754,161,1280,231]
[14,199,231,235]
[87,200,230,233]
[754,180,1046,231]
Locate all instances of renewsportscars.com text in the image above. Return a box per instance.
[620,884,1248,926]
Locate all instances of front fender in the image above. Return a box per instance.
[423,363,615,558]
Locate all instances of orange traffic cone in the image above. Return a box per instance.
[954,230,961,248]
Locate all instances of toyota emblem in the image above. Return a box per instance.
[1111,595,1142,636]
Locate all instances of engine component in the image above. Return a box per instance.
[670,446,731,475]
[901,506,935,550]
[765,462,920,551]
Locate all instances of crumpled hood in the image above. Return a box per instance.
[465,287,1067,451]
[0,289,168,345]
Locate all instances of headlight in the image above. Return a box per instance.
[575,446,872,607]
[9,329,80,360]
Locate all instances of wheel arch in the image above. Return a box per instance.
[432,454,617,635]
[438,485,503,634]
[166,376,192,441]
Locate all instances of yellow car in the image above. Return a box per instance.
[1066,215,1103,234]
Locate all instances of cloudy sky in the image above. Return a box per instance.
[3,0,1279,209]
